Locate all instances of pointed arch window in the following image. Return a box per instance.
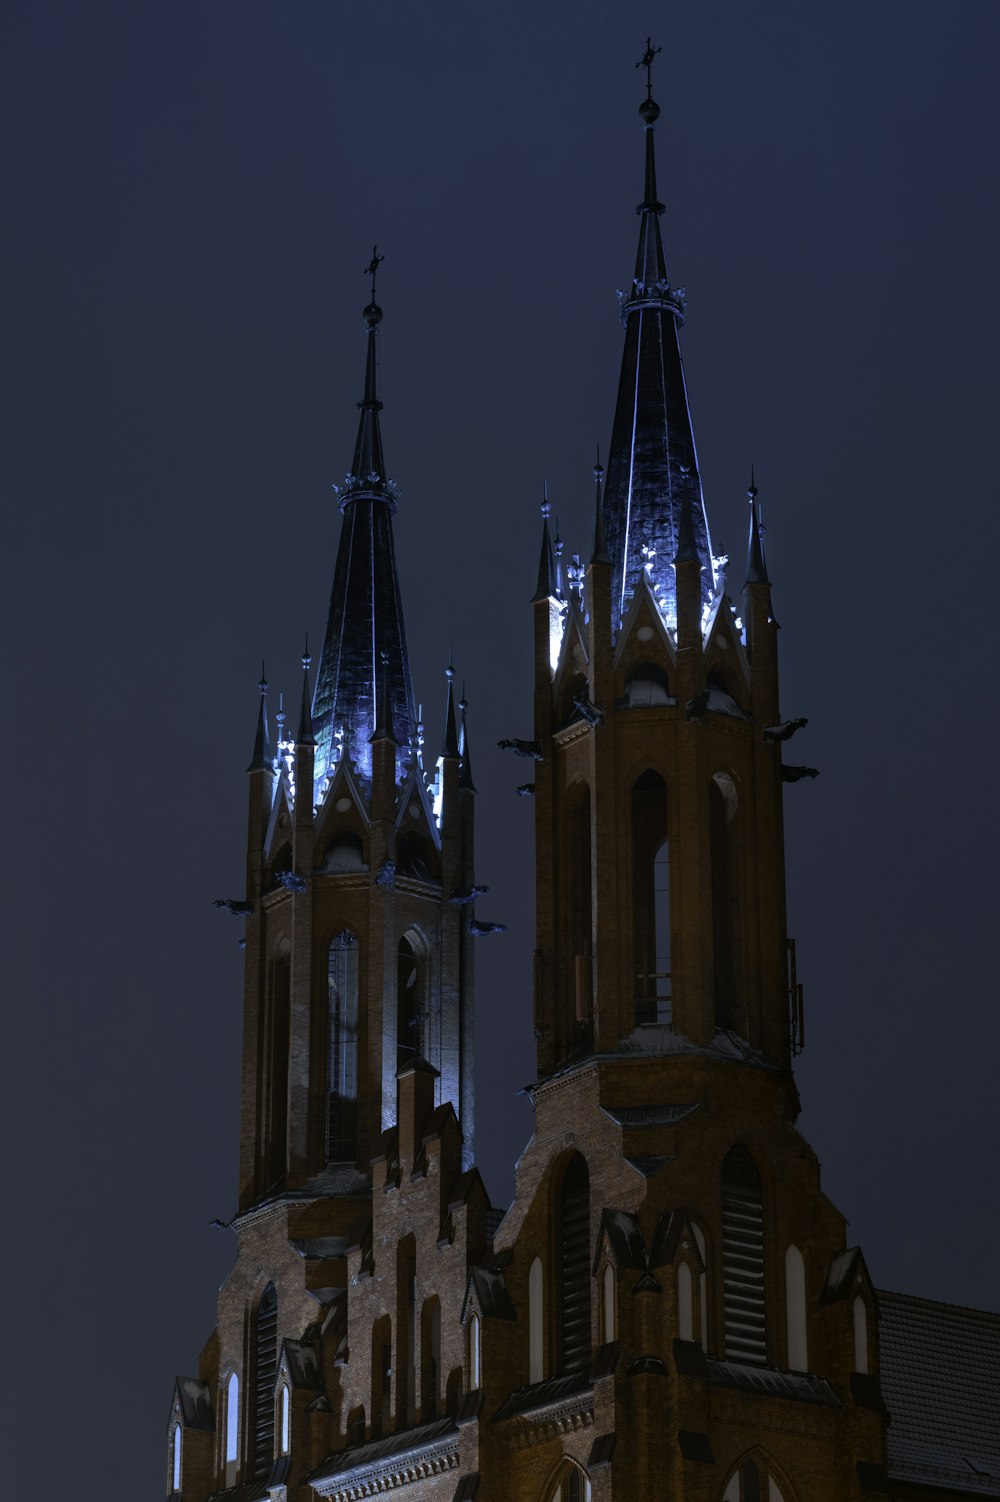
[632,771,671,1025]
[528,1256,545,1383]
[253,1283,278,1478]
[467,1312,482,1390]
[569,789,592,1028]
[266,947,290,1188]
[558,1155,592,1374]
[328,931,359,1160]
[785,1245,808,1371]
[278,1382,290,1455]
[600,1261,616,1344]
[677,1260,695,1341]
[224,1371,239,1464]
[170,1423,182,1493]
[853,1296,870,1374]
[711,772,741,1031]
[397,937,422,1067]
[722,1460,788,1501]
[420,1297,441,1420]
[693,1223,709,1348]
[721,1147,766,1364]
[372,1316,392,1438]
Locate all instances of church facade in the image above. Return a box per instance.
[166,59,1000,1502]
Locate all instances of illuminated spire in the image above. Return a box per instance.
[371,650,398,745]
[247,662,271,772]
[458,684,476,792]
[745,468,769,585]
[531,486,557,602]
[441,655,460,759]
[603,44,716,634]
[590,445,609,565]
[297,640,316,747]
[312,255,417,788]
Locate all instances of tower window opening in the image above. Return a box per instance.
[853,1295,870,1374]
[711,772,741,1032]
[371,1317,392,1439]
[785,1245,808,1371]
[253,1284,278,1478]
[265,949,290,1189]
[558,1154,592,1374]
[626,661,671,706]
[323,830,365,872]
[721,1147,767,1364]
[397,937,422,1067]
[632,771,671,1025]
[420,1297,441,1420]
[600,1261,616,1344]
[328,932,359,1160]
[569,790,592,1031]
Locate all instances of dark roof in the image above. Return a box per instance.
[485,1206,506,1240]
[595,1208,647,1271]
[702,1357,841,1407]
[878,1289,1000,1496]
[281,1338,324,1391]
[307,1417,458,1484]
[492,1371,591,1423]
[464,1265,515,1322]
[173,1376,214,1431]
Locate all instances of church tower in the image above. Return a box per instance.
[240,264,477,1217]
[166,50,998,1502]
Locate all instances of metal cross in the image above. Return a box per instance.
[636,37,661,97]
[364,245,384,300]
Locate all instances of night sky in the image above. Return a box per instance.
[4,4,999,1496]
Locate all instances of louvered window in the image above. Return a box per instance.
[328,933,359,1160]
[721,1147,766,1363]
[253,1284,278,1477]
[559,1155,592,1374]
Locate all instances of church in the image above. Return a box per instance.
[166,51,1000,1502]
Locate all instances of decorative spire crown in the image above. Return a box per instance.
[247,663,272,773]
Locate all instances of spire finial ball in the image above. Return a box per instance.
[639,96,660,124]
[363,301,383,328]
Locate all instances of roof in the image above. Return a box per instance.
[307,1417,458,1486]
[701,1356,841,1408]
[878,1289,1000,1496]
[492,1371,591,1423]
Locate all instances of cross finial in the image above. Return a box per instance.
[636,36,661,98]
[364,245,384,302]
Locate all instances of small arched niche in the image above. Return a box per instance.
[322,830,365,873]
[626,661,671,706]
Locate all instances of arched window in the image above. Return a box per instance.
[693,1223,708,1347]
[569,789,592,1027]
[253,1284,278,1478]
[529,1256,545,1382]
[677,1261,694,1341]
[722,1459,788,1501]
[397,831,436,882]
[548,1461,593,1502]
[558,1155,592,1374]
[328,931,359,1160]
[324,830,365,872]
[170,1423,182,1492]
[420,1297,441,1420]
[626,661,671,706]
[600,1262,616,1344]
[710,772,740,1030]
[632,771,671,1025]
[397,937,421,1067]
[225,1372,239,1464]
[467,1312,482,1390]
[853,1296,870,1374]
[266,947,290,1187]
[721,1147,766,1364]
[278,1383,290,1455]
[785,1246,808,1371]
[371,1316,392,1439]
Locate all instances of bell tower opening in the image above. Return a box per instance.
[631,770,671,1026]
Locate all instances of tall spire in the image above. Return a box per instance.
[603,43,716,635]
[441,655,459,759]
[247,662,272,772]
[745,468,770,585]
[590,445,609,565]
[297,640,316,746]
[312,254,417,789]
[531,486,557,602]
[458,684,476,792]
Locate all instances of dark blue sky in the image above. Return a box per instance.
[3,3,999,1496]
